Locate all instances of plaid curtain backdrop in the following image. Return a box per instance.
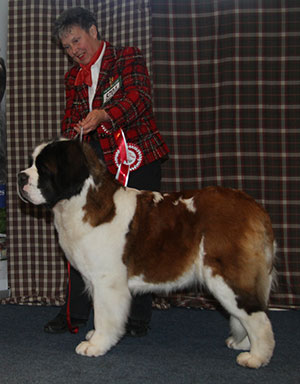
[152,0,300,309]
[3,0,300,309]
[4,0,151,305]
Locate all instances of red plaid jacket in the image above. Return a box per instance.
[62,42,169,175]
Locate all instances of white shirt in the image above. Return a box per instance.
[88,42,106,111]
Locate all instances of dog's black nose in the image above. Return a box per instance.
[18,172,29,187]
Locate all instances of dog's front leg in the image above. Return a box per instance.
[75,277,131,357]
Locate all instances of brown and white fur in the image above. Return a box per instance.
[17,138,276,368]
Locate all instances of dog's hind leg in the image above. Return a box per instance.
[226,316,250,351]
[235,311,275,368]
[75,275,131,357]
[204,272,275,368]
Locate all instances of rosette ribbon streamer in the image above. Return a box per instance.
[114,128,130,187]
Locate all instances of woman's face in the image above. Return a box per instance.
[60,25,100,66]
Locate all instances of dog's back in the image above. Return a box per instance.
[125,186,275,310]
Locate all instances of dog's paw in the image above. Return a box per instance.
[85,330,95,341]
[226,336,250,351]
[236,352,268,369]
[75,340,107,357]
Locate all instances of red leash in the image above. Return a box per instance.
[66,262,79,334]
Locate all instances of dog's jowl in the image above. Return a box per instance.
[18,138,276,368]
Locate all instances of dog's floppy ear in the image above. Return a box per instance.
[81,142,107,185]
[50,140,89,184]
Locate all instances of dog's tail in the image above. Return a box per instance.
[270,240,278,293]
[257,240,277,310]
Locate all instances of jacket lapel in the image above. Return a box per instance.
[96,42,116,94]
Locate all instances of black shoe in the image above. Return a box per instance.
[126,319,150,337]
[44,313,87,334]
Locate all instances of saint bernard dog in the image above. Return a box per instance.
[17,138,276,369]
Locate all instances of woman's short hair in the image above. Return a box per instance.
[52,7,100,45]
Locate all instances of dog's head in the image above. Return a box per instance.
[17,139,93,208]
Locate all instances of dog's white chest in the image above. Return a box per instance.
[53,185,138,274]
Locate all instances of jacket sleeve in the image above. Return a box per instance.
[101,47,154,134]
[61,70,80,139]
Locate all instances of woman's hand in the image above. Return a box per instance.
[74,109,110,135]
